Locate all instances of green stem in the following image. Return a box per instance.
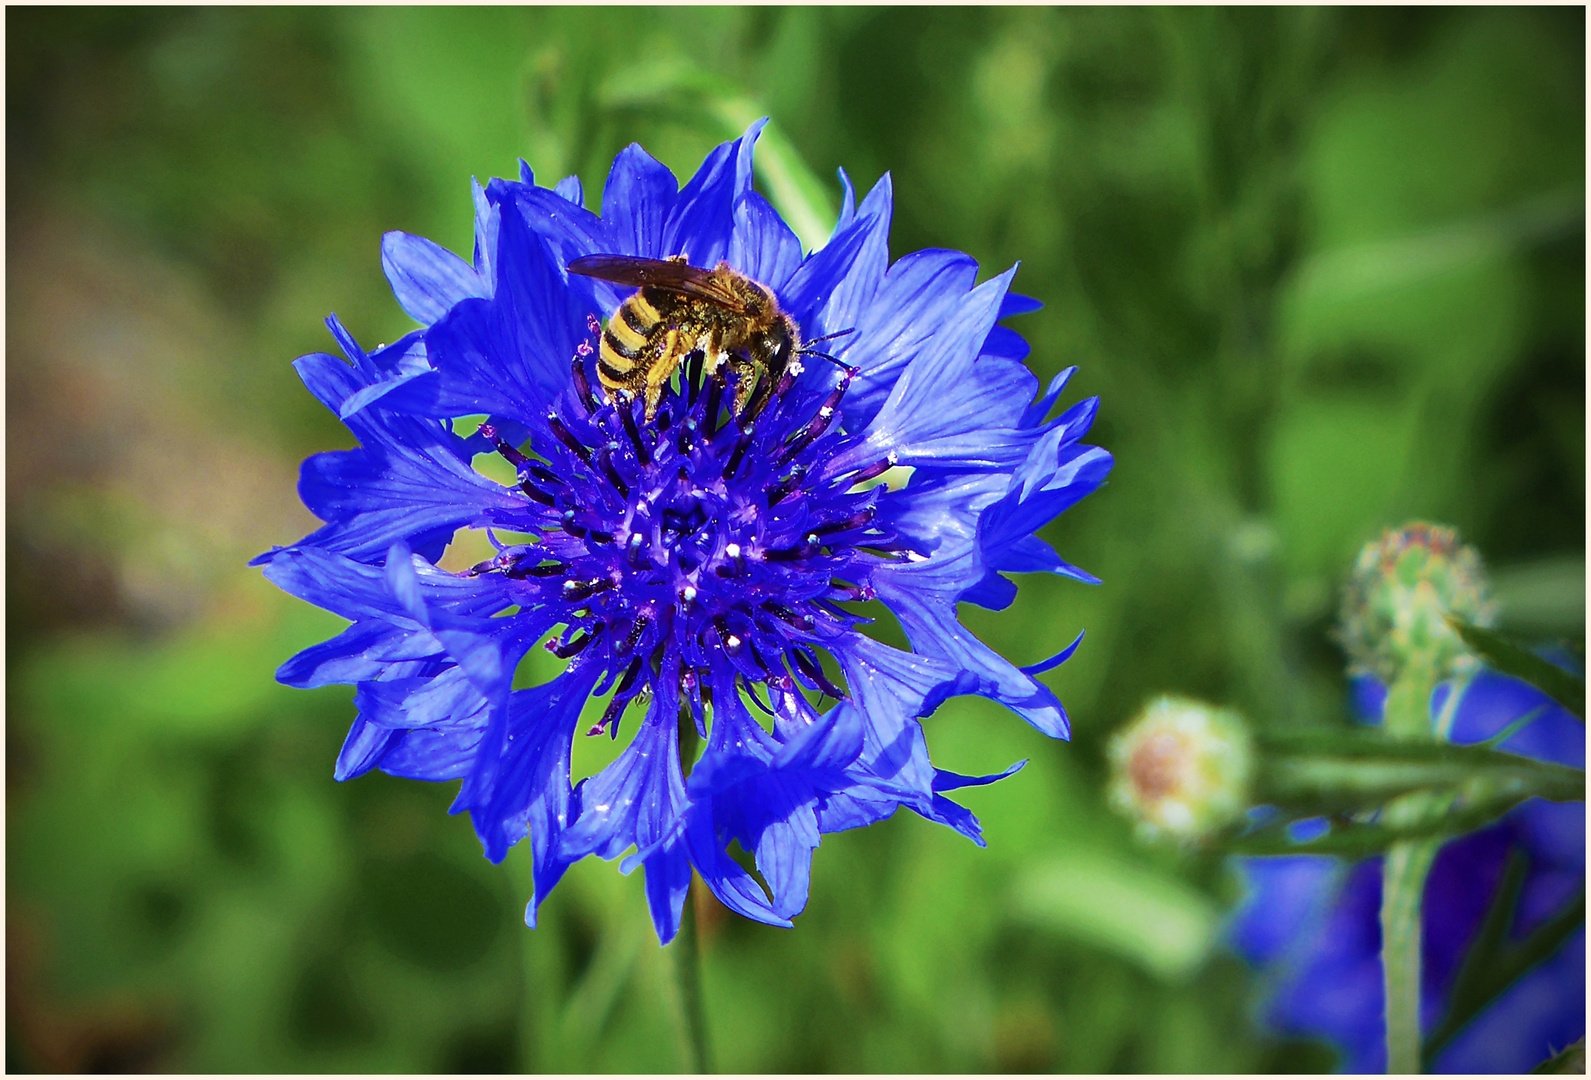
[670,706,713,1073]
[1380,665,1440,1074]
[1382,832,1440,1074]
[671,881,713,1073]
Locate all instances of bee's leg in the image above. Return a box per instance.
[741,369,775,424]
[683,348,706,404]
[736,357,773,424]
[643,356,675,422]
[634,330,680,421]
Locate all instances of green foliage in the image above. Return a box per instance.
[1449,618,1586,718]
[7,7,1582,1072]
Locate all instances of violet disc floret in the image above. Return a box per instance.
[258,121,1113,942]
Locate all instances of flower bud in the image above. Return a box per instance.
[1107,696,1253,844]
[1337,522,1496,685]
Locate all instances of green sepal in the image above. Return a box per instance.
[1532,1039,1587,1075]
[1448,618,1584,719]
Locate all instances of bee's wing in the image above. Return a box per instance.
[567,255,750,313]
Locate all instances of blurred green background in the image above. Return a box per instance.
[6,7,1583,1073]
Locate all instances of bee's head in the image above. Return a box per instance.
[766,316,797,368]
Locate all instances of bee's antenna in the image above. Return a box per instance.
[802,327,856,347]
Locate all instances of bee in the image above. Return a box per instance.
[568,254,803,422]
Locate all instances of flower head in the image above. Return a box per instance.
[1229,670,1585,1072]
[256,123,1112,941]
[1107,695,1252,844]
[1337,522,1496,685]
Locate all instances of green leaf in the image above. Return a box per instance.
[1254,728,1586,813]
[1229,799,1541,858]
[1228,730,1585,857]
[1010,849,1222,982]
[1449,618,1584,719]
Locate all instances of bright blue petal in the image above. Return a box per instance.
[600,143,680,258]
[831,246,978,428]
[784,173,892,346]
[730,189,804,289]
[664,119,765,269]
[420,205,589,423]
[382,231,489,326]
[553,174,584,206]
[828,267,1037,472]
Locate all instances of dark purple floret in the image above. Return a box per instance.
[471,354,888,740]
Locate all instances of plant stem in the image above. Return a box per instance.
[670,705,713,1073]
[672,880,713,1073]
[1380,665,1439,1074]
[1382,832,1439,1073]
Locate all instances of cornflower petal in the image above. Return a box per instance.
[382,230,490,325]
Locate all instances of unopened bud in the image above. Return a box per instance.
[1107,696,1253,844]
[1337,522,1495,684]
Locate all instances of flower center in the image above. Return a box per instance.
[470,347,905,737]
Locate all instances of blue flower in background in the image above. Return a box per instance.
[1230,670,1585,1072]
[256,122,1111,942]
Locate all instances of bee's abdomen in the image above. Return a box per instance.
[599,293,666,384]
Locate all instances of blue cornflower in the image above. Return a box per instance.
[257,122,1111,942]
[1229,671,1585,1072]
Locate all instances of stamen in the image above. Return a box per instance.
[768,464,807,505]
[714,542,746,578]
[713,616,742,656]
[723,430,752,479]
[762,541,815,562]
[600,449,630,498]
[547,413,593,465]
[545,630,594,658]
[524,482,561,507]
[846,451,899,485]
[792,647,846,699]
[701,377,725,439]
[561,577,614,603]
[591,693,628,738]
[480,424,531,468]
[827,580,876,601]
[623,613,651,652]
[618,397,651,466]
[762,601,816,632]
[613,655,644,697]
[570,357,597,413]
[684,349,704,404]
[520,560,566,578]
[525,462,562,487]
[780,368,856,462]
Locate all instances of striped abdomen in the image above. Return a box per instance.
[597,288,722,418]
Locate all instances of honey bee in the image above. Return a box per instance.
[568,254,803,422]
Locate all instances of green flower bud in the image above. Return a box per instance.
[1107,696,1253,844]
[1337,522,1496,685]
